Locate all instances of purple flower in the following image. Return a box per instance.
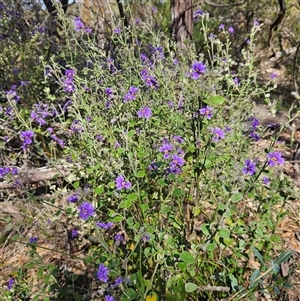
[141,232,150,243]
[249,131,260,141]
[193,9,204,21]
[267,152,285,167]
[173,135,184,144]
[228,26,234,34]
[78,202,95,220]
[112,277,123,287]
[74,17,84,32]
[71,229,78,238]
[149,161,159,171]
[105,296,115,301]
[113,27,121,34]
[233,77,239,85]
[115,175,131,190]
[191,61,206,79]
[97,222,113,229]
[141,74,158,88]
[20,131,34,149]
[248,117,259,130]
[211,127,225,141]
[137,107,152,119]
[254,20,259,26]
[0,167,10,178]
[199,106,213,119]
[151,5,157,13]
[67,194,79,203]
[170,155,185,167]
[219,24,225,30]
[7,278,15,290]
[159,143,173,159]
[270,73,277,79]
[63,78,75,93]
[29,237,38,244]
[97,263,109,282]
[263,176,270,185]
[65,69,75,79]
[242,159,256,175]
[124,86,138,103]
[114,233,124,241]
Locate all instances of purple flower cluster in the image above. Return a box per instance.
[247,117,260,141]
[74,16,92,33]
[6,85,20,102]
[151,136,185,175]
[124,86,138,103]
[193,9,204,21]
[97,221,113,229]
[0,166,18,179]
[30,103,56,126]
[20,131,34,149]
[190,61,206,79]
[150,45,165,61]
[63,69,75,93]
[140,54,153,67]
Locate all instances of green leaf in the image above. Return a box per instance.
[84,255,94,264]
[275,250,293,265]
[72,181,80,189]
[94,185,104,195]
[185,282,198,293]
[200,224,210,236]
[111,215,123,222]
[180,251,195,264]
[231,192,243,203]
[249,269,261,289]
[137,152,147,158]
[136,170,145,178]
[141,203,149,212]
[203,95,226,106]
[218,229,230,238]
[158,178,167,186]
[206,242,217,251]
[251,247,265,265]
[119,198,132,209]
[127,130,136,139]
[173,187,184,197]
[161,204,171,214]
[127,193,138,201]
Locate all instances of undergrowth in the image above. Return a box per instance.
[0,2,299,301]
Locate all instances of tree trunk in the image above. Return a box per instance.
[171,0,193,52]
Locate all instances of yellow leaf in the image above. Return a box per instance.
[145,292,158,301]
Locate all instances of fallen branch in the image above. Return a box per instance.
[0,165,74,189]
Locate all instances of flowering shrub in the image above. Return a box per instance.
[0,2,298,301]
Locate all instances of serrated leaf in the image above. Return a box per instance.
[185,282,198,293]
